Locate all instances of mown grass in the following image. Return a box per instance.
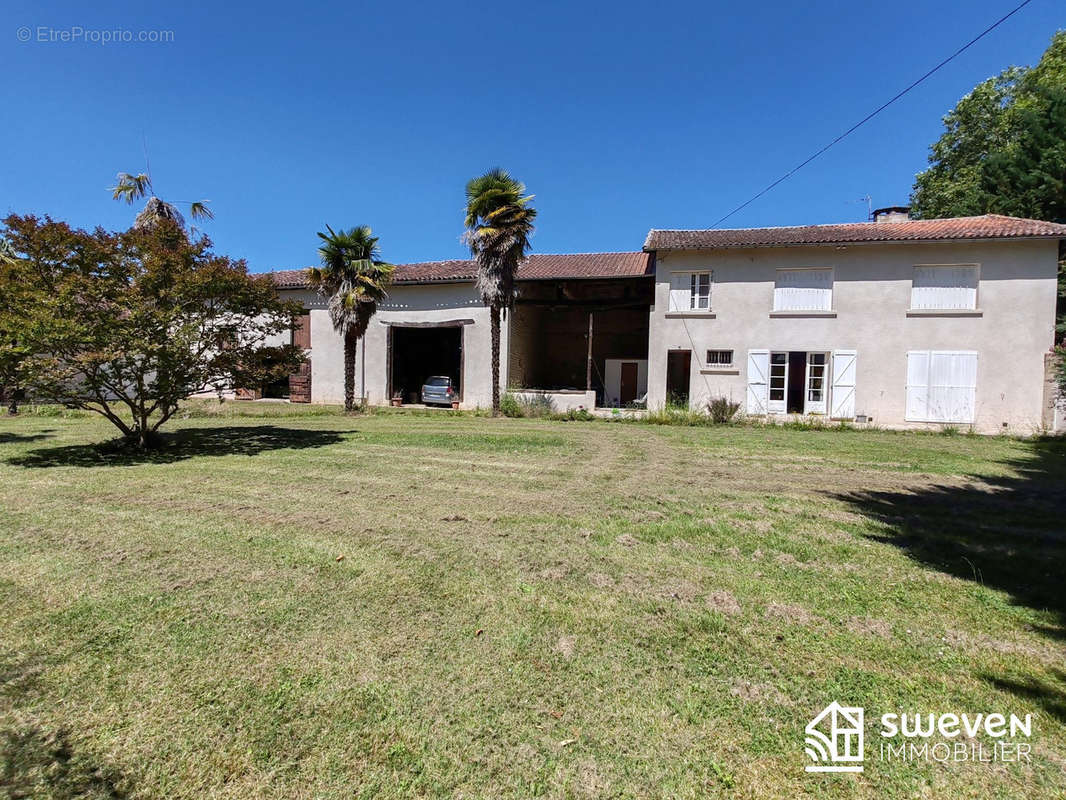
[0,411,1063,799]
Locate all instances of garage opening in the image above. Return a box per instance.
[388,325,463,404]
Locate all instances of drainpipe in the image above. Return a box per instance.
[360,336,366,406]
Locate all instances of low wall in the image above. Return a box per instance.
[512,389,596,412]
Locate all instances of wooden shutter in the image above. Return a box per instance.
[906,351,977,422]
[830,350,856,419]
[911,266,978,310]
[292,311,311,349]
[669,273,689,312]
[905,351,930,421]
[929,351,977,422]
[746,350,769,414]
[774,269,832,311]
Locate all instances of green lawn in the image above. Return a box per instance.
[1,409,1064,799]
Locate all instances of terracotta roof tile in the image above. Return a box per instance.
[644,214,1066,251]
[269,252,652,288]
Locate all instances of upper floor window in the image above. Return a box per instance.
[669,271,711,312]
[774,268,832,311]
[911,265,978,310]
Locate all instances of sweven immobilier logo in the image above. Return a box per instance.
[805,702,1034,773]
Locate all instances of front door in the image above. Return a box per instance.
[620,362,638,405]
[666,350,691,406]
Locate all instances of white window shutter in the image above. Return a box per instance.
[905,351,930,421]
[830,350,856,419]
[911,266,978,310]
[746,350,769,414]
[774,269,832,311]
[669,273,688,312]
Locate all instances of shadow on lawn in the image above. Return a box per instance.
[983,669,1066,724]
[833,437,1066,720]
[0,653,131,798]
[0,430,55,444]
[7,425,346,468]
[832,436,1066,630]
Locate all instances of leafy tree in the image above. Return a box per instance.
[307,226,394,412]
[911,31,1066,222]
[1,214,304,447]
[463,169,537,416]
[111,171,214,231]
[912,31,1066,396]
[0,235,28,414]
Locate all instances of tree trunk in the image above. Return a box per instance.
[343,327,357,412]
[490,303,501,416]
[6,386,21,415]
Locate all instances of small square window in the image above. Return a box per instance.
[706,349,733,366]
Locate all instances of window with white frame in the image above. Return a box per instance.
[911,265,978,310]
[774,268,833,311]
[905,350,978,423]
[669,271,712,312]
[706,349,733,367]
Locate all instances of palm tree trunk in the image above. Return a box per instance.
[343,327,357,412]
[490,303,501,416]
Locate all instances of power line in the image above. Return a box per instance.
[709,0,1035,228]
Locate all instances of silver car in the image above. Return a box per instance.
[421,376,457,406]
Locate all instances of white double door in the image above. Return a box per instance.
[768,351,828,415]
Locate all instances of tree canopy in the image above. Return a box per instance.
[0,214,304,446]
[911,30,1066,223]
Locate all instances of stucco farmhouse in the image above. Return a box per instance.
[265,212,1066,434]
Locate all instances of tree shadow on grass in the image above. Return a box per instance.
[831,437,1066,717]
[7,425,347,468]
[982,669,1066,725]
[0,652,131,798]
[830,437,1066,630]
[0,430,55,444]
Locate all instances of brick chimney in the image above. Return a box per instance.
[872,206,911,223]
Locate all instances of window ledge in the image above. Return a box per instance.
[768,310,837,318]
[906,309,983,317]
[664,311,716,319]
[699,368,739,375]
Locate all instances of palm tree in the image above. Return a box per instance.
[111,172,213,231]
[463,169,537,416]
[308,225,394,411]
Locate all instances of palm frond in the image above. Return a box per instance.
[189,201,214,221]
[313,225,393,333]
[111,172,152,204]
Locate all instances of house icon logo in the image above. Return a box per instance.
[805,702,864,772]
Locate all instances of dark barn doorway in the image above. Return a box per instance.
[666,350,691,406]
[389,325,462,403]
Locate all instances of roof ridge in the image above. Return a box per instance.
[646,214,1066,236]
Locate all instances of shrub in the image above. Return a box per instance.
[500,393,522,418]
[501,392,557,418]
[550,407,594,422]
[707,397,741,424]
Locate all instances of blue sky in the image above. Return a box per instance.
[2,1,1062,272]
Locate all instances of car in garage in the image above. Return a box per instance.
[421,376,458,406]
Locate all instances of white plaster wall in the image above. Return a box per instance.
[511,389,596,412]
[282,283,505,410]
[603,359,649,406]
[647,239,1060,434]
